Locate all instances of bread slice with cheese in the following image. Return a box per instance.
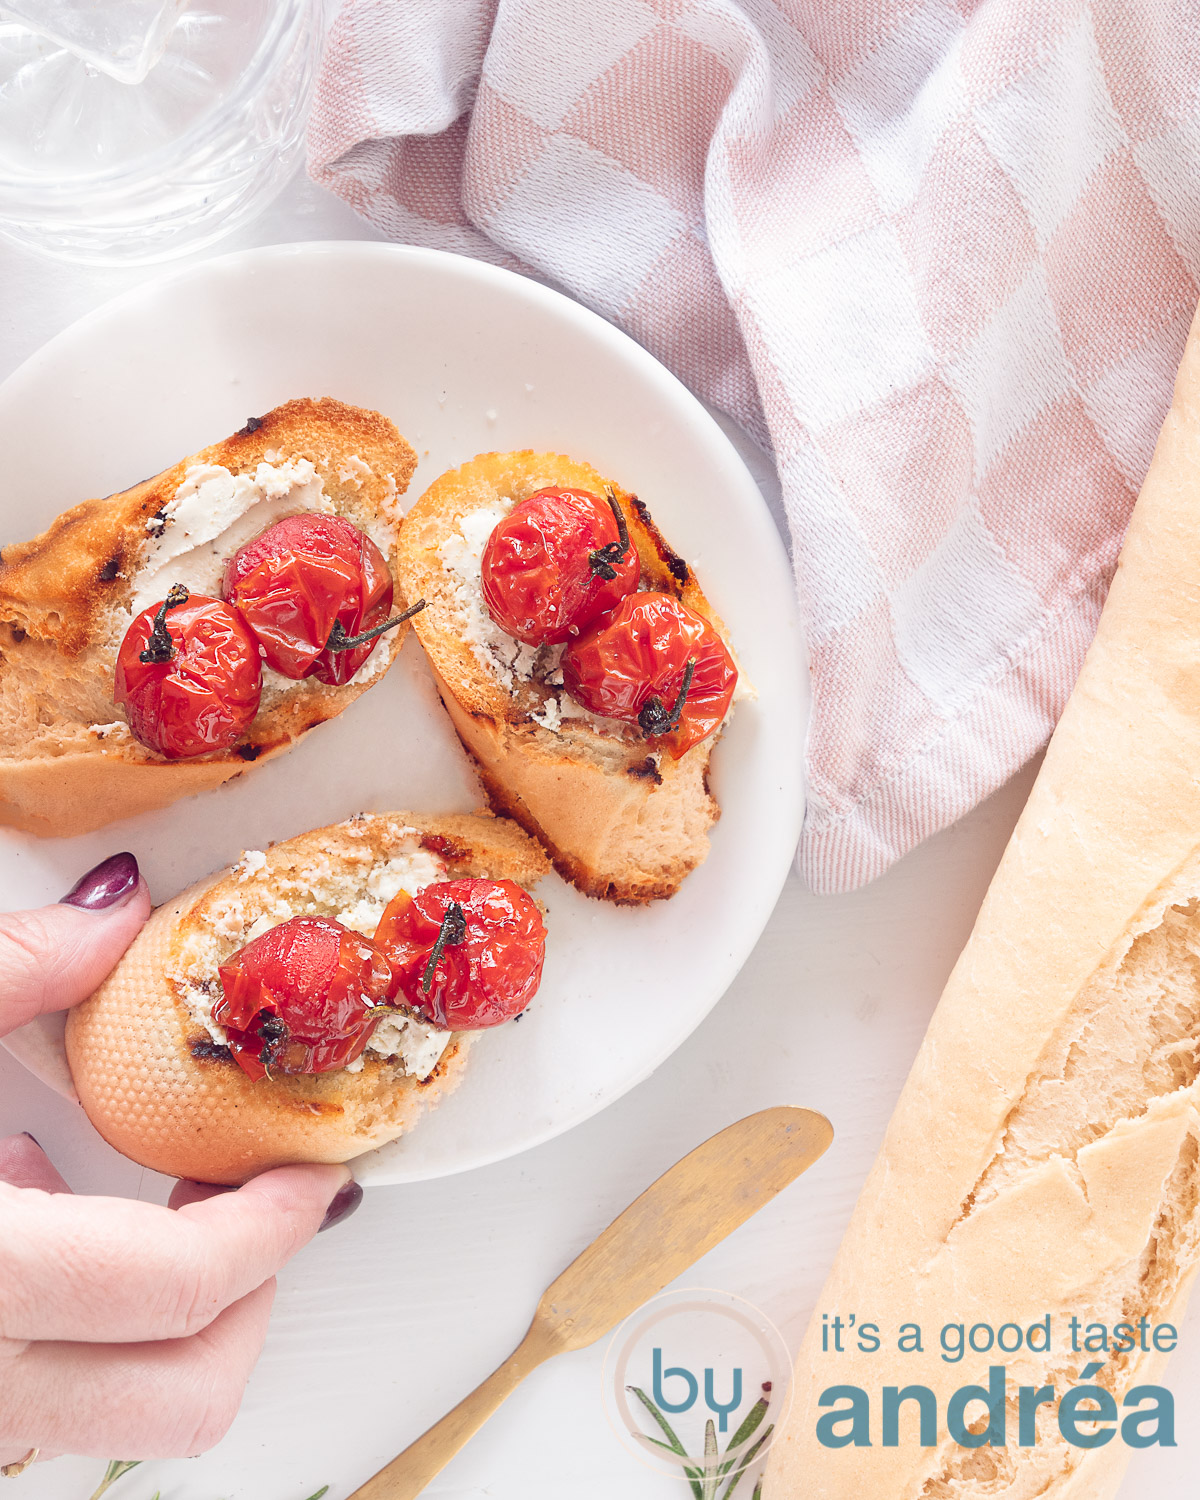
[0,398,418,837]
[394,451,736,903]
[65,809,550,1186]
[766,306,1200,1497]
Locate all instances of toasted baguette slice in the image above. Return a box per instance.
[766,304,1200,1498]
[65,810,550,1185]
[0,398,418,837]
[395,451,735,903]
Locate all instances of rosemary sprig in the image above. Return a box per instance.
[88,1463,327,1500]
[88,1460,141,1500]
[720,1426,773,1498]
[627,1382,773,1500]
[627,1386,704,1500]
[702,1419,719,1500]
[716,1393,770,1481]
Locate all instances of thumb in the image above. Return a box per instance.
[0,854,150,1037]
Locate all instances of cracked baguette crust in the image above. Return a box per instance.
[65,810,550,1186]
[766,299,1200,1499]
[394,450,727,903]
[0,398,418,836]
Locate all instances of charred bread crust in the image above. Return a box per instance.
[437,679,713,904]
[395,451,732,904]
[0,399,419,835]
[0,398,413,652]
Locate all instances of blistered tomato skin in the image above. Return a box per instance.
[114,592,262,760]
[223,513,395,685]
[562,591,738,759]
[481,487,639,646]
[214,915,394,1082]
[374,878,547,1030]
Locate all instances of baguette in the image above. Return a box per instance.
[394,451,734,903]
[765,307,1200,1496]
[65,810,550,1186]
[0,398,418,836]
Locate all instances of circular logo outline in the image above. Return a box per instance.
[601,1286,794,1481]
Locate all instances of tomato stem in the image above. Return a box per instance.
[138,583,190,664]
[325,597,427,654]
[421,901,467,994]
[588,486,632,581]
[257,1011,289,1076]
[638,658,696,738]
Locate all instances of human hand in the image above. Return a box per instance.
[0,855,359,1470]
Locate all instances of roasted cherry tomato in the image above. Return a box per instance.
[114,585,262,759]
[481,486,639,645]
[562,591,737,759]
[374,878,546,1029]
[224,513,407,686]
[214,914,394,1081]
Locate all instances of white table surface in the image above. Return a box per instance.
[0,172,1190,1500]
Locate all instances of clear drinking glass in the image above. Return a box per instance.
[0,0,327,265]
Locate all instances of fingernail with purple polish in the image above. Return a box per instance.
[60,853,140,911]
[319,1179,363,1232]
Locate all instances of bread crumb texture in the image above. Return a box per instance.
[914,900,1200,1497]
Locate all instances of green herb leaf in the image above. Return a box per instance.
[626,1386,690,1458]
[88,1460,142,1500]
[751,1484,763,1500]
[720,1426,773,1499]
[86,1463,324,1500]
[627,1386,704,1500]
[718,1393,770,1475]
[702,1419,720,1500]
[630,1433,705,1488]
[633,1433,683,1455]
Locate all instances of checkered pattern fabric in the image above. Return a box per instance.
[309,0,1200,893]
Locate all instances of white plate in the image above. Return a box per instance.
[0,242,808,1185]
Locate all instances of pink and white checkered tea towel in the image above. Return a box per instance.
[309,0,1200,894]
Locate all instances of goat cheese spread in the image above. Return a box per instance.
[437,501,542,692]
[115,458,400,715]
[131,459,331,616]
[438,503,635,738]
[175,838,453,1079]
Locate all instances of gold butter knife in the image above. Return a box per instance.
[348,1105,833,1499]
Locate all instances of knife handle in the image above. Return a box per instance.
[347,1326,550,1500]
